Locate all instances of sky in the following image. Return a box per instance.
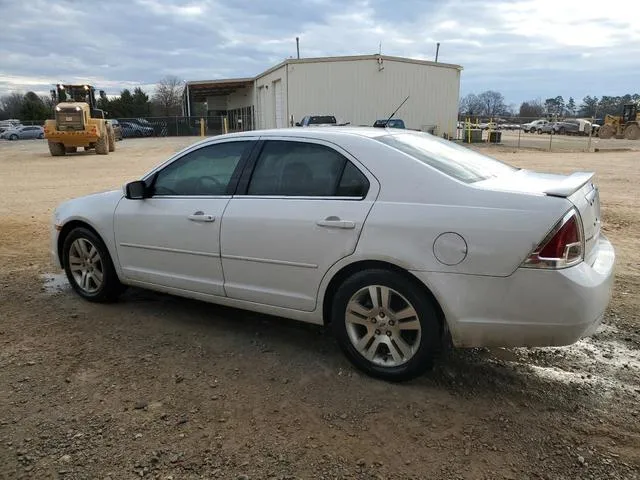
[1,0,639,106]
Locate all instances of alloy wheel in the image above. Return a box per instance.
[345,285,422,367]
[68,238,104,294]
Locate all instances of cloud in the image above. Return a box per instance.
[0,0,639,104]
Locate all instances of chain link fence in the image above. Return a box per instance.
[1,115,253,138]
[454,116,603,152]
[453,115,639,152]
[5,114,639,153]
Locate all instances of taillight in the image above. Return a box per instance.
[522,209,584,269]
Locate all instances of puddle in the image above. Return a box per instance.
[41,272,70,295]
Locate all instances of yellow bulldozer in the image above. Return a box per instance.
[598,103,640,140]
[44,84,115,156]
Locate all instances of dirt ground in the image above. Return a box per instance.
[1,137,639,480]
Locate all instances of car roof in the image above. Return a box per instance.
[220,126,402,140]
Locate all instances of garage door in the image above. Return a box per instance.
[273,79,283,128]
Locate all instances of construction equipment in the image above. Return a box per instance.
[44,84,115,156]
[598,104,640,140]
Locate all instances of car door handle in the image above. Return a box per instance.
[188,211,215,222]
[316,217,356,229]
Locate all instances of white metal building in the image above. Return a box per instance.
[184,54,462,137]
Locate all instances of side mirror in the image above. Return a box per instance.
[295,122,301,127]
[125,180,147,200]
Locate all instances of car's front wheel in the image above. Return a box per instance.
[62,227,124,303]
[331,269,442,382]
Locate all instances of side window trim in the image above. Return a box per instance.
[147,139,257,198]
[235,138,370,200]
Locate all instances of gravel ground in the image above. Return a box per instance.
[1,137,639,479]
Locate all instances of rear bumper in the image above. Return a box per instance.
[45,130,99,145]
[412,235,615,348]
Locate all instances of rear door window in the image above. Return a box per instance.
[246,140,368,198]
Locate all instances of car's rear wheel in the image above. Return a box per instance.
[62,227,124,303]
[331,269,442,382]
[10,134,18,140]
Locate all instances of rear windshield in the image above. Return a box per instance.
[376,133,517,183]
[309,116,336,124]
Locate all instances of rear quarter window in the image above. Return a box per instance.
[376,133,517,184]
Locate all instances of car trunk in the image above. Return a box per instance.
[474,170,601,265]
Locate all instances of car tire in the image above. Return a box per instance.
[62,227,124,303]
[10,134,18,140]
[38,133,44,139]
[331,269,442,382]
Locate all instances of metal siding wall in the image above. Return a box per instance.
[255,65,287,129]
[286,59,460,136]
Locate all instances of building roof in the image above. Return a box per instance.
[185,54,463,101]
[256,54,463,79]
[186,77,254,101]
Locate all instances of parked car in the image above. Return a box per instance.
[107,119,123,141]
[373,119,406,129]
[553,120,582,135]
[539,122,556,134]
[51,127,614,381]
[119,121,154,138]
[296,115,337,127]
[522,119,549,133]
[0,125,44,140]
[539,121,581,135]
[478,122,498,130]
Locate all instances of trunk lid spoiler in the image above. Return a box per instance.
[542,172,595,198]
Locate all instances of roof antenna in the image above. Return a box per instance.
[435,42,440,62]
[296,37,300,59]
[384,95,410,125]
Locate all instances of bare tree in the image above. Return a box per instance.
[152,76,183,116]
[519,99,545,119]
[458,93,484,116]
[478,90,507,118]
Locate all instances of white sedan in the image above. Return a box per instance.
[51,127,615,381]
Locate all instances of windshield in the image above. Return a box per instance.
[376,132,518,183]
